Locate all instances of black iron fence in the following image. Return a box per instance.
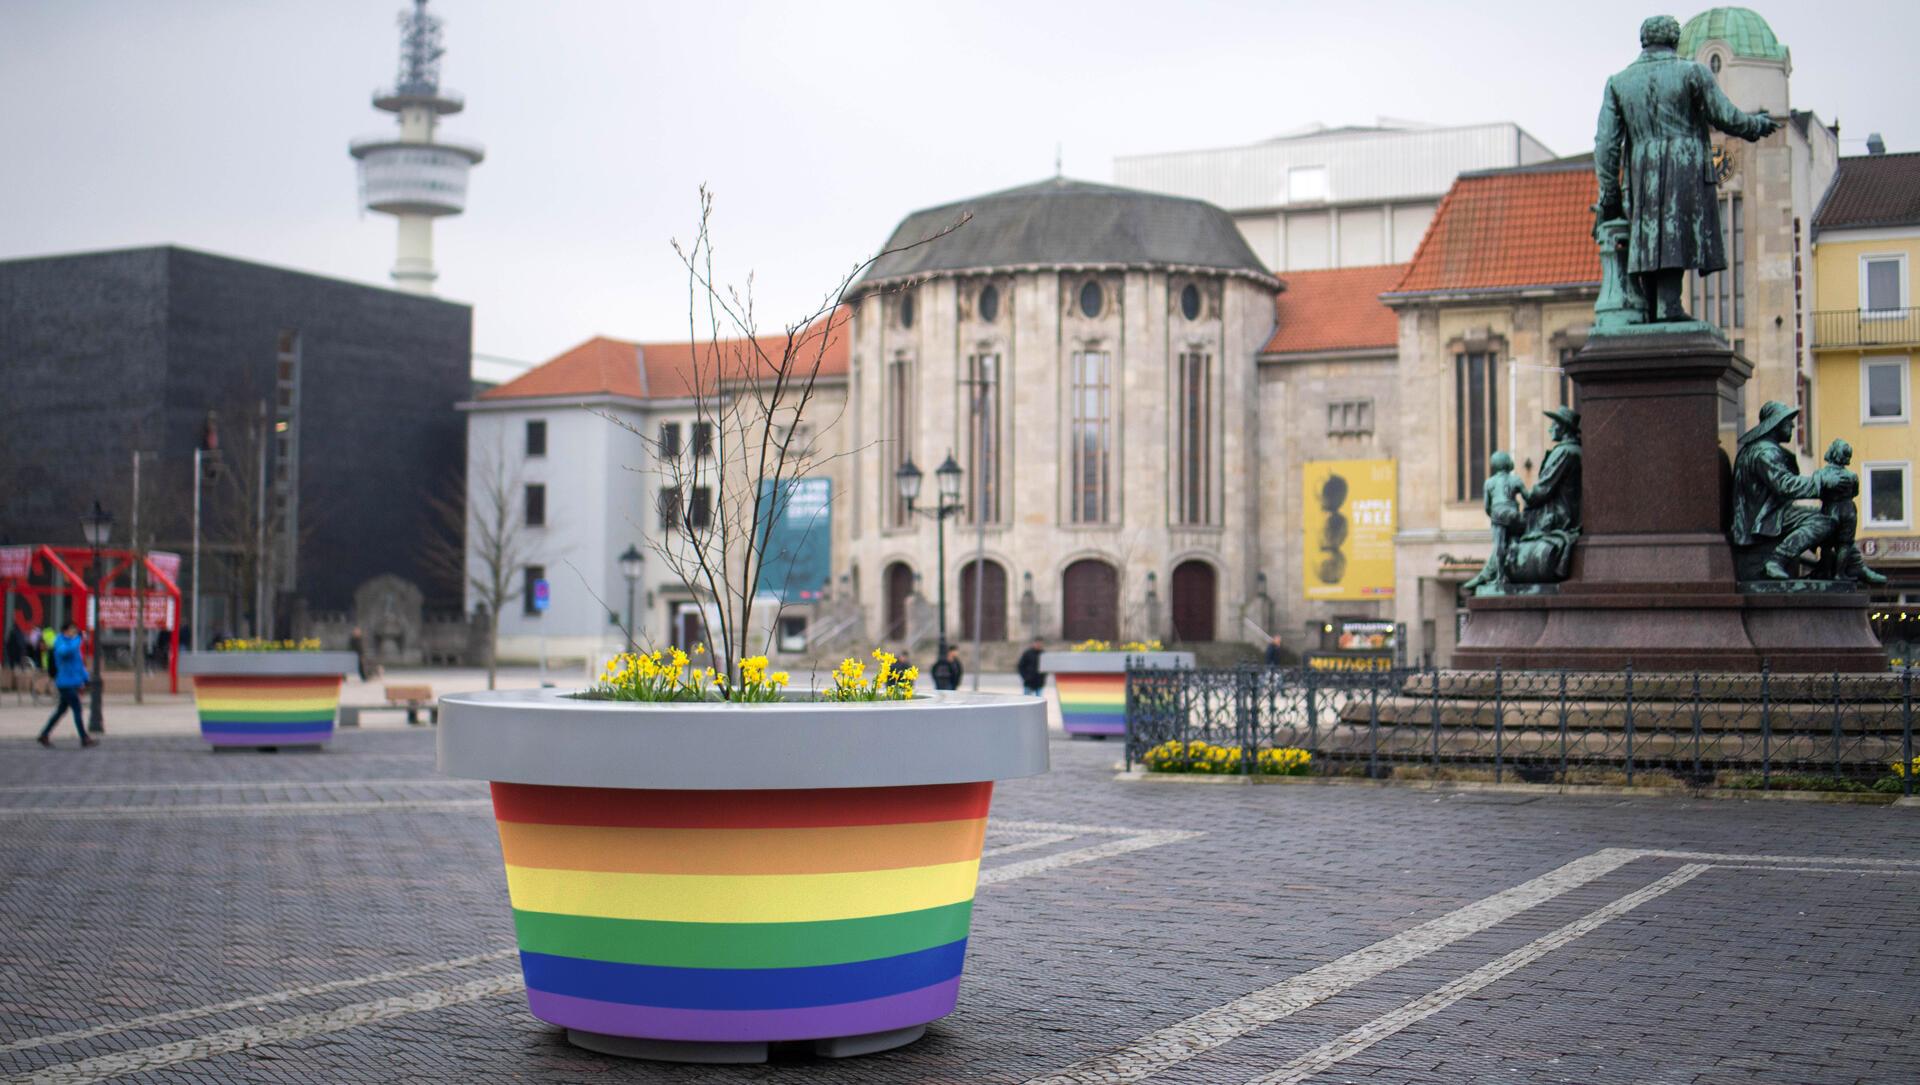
[1124,665,1918,796]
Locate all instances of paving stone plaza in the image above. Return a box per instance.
[3,726,1917,1084]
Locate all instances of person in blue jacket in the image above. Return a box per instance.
[38,621,97,748]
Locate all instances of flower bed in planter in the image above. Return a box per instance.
[1037,650,1194,736]
[439,688,1048,1062]
[179,651,358,748]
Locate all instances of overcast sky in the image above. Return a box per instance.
[4,0,1915,373]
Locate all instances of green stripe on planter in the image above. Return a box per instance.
[510,900,974,969]
[198,709,335,723]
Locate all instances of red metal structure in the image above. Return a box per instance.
[0,545,182,693]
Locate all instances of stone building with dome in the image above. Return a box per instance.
[840,179,1281,649]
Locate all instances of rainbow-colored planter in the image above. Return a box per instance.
[439,689,1048,1063]
[179,652,357,748]
[1038,651,1194,737]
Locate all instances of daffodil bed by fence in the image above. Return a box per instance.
[1143,741,1312,776]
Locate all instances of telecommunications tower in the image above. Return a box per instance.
[349,0,483,293]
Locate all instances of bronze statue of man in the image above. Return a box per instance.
[1731,401,1839,580]
[1594,15,1779,323]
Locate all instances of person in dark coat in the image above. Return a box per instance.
[930,646,963,691]
[1264,634,1287,667]
[1016,638,1047,695]
[38,622,97,747]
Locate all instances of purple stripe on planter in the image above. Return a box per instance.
[203,727,333,746]
[524,976,962,1043]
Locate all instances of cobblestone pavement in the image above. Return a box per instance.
[1,729,1917,1084]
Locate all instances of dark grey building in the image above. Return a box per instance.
[0,245,470,631]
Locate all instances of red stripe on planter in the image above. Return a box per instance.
[491,782,993,829]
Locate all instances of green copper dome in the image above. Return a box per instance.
[1679,7,1788,62]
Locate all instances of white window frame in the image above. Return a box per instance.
[1860,253,1908,318]
[1860,355,1910,425]
[1864,461,1911,530]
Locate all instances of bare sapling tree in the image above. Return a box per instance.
[425,435,533,690]
[612,187,964,688]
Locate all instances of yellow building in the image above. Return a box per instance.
[1810,151,1920,603]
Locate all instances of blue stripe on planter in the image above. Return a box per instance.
[516,939,968,1010]
[199,720,335,734]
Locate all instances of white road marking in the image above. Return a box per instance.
[981,830,1203,886]
[1241,865,1709,1085]
[1642,849,1920,866]
[1017,847,1640,1085]
[0,950,516,1054]
[1708,864,1920,875]
[0,799,490,820]
[2,973,523,1085]
[983,832,1076,858]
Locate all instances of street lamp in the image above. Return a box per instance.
[619,544,644,653]
[80,501,113,734]
[896,453,965,656]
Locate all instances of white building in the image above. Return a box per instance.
[1115,120,1554,274]
[456,331,849,664]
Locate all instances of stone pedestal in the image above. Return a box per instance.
[1454,331,1883,673]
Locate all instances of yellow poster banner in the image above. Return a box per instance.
[1302,459,1396,601]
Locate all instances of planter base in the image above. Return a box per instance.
[565,1023,927,1063]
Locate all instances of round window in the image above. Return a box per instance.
[978,285,999,323]
[1079,280,1103,318]
[899,292,915,329]
[1180,283,1202,321]
[1709,53,1721,73]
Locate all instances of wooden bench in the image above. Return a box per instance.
[338,684,438,728]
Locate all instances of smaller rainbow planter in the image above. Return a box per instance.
[179,652,357,749]
[1037,651,1194,737]
[440,689,1047,1063]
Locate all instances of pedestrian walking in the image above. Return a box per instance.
[38,621,98,748]
[1016,638,1047,696]
[931,646,963,691]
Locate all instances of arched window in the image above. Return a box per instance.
[965,352,1002,524]
[1175,350,1214,524]
[1069,350,1113,523]
[1061,559,1119,642]
[1169,560,1217,643]
[959,559,1008,642]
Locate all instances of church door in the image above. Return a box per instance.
[1170,560,1217,643]
[1060,559,1119,642]
[883,562,915,643]
[959,559,1008,642]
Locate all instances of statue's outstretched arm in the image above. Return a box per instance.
[1593,81,1625,217]
[1695,65,1776,142]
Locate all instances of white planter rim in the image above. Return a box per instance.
[179,652,359,677]
[438,688,1049,790]
[1037,651,1195,674]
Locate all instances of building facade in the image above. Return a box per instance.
[842,179,1280,653]
[462,329,851,664]
[1809,151,1920,600]
[0,245,471,636]
[1115,121,1555,274]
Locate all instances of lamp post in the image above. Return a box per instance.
[896,453,965,656]
[80,501,113,734]
[619,544,644,653]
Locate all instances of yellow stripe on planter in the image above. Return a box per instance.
[192,695,343,713]
[502,859,982,924]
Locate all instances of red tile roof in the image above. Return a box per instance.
[1815,153,1920,232]
[1388,162,1600,297]
[481,307,851,402]
[1261,264,1407,355]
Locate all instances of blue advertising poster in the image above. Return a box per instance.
[755,477,832,603]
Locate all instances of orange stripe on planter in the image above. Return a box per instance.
[497,818,990,876]
[491,781,992,830]
[190,675,343,690]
